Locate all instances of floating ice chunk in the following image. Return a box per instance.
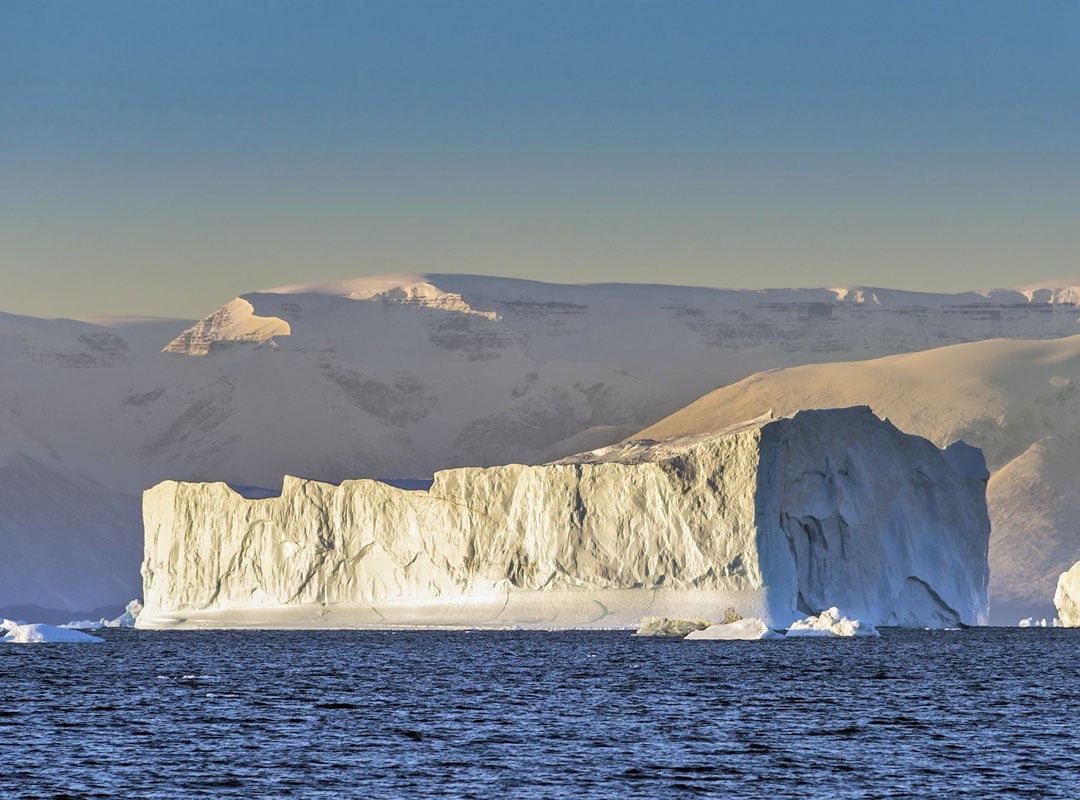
[634,617,713,637]
[784,607,879,638]
[685,618,782,640]
[1,620,104,643]
[1020,617,1065,628]
[1018,617,1049,628]
[110,599,143,627]
[60,618,105,630]
[61,599,143,630]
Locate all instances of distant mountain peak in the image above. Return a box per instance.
[164,274,505,355]
[163,298,291,356]
[266,273,499,318]
[1009,279,1080,305]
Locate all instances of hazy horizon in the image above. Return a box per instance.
[5,1,1079,319]
[10,269,1080,324]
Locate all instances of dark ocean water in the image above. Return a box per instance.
[2,628,1079,799]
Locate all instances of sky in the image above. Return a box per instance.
[3,1,1079,319]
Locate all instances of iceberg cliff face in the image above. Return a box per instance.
[1053,561,1080,627]
[139,407,989,629]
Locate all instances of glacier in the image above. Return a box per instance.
[138,407,990,630]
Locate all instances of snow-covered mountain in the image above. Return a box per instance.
[634,334,1080,624]
[2,273,1080,612]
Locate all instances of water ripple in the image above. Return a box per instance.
[2,628,1079,798]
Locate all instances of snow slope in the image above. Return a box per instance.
[138,407,989,630]
[634,334,1080,623]
[0,313,188,610]
[1,274,1078,610]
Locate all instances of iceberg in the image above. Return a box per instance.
[634,617,713,637]
[635,606,744,636]
[138,407,990,630]
[62,599,143,630]
[1,620,104,644]
[1017,617,1060,628]
[784,607,879,638]
[1053,561,1080,627]
[685,619,782,640]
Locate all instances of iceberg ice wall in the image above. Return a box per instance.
[1054,561,1080,627]
[138,407,990,629]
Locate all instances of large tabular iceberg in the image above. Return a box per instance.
[138,407,990,630]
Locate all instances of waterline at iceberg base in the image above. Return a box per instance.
[138,407,990,630]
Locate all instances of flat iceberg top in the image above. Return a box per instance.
[188,406,881,497]
[550,412,776,467]
[556,406,894,468]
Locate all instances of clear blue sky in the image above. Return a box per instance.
[3,1,1079,318]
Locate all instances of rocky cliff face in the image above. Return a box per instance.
[139,407,990,629]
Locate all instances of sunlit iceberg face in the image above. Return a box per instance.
[138,407,989,631]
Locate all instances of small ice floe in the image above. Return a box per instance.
[685,618,782,640]
[635,607,757,638]
[1,619,104,644]
[61,599,143,631]
[633,617,713,637]
[60,619,104,630]
[785,607,879,638]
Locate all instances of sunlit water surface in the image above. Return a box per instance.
[2,628,1079,798]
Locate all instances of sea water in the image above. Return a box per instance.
[2,628,1078,798]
